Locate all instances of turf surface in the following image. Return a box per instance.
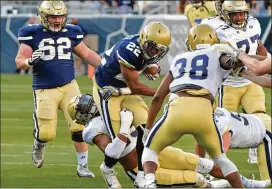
[1,74,271,188]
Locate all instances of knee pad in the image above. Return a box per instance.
[142,147,159,166]
[120,126,138,158]
[158,147,199,170]
[212,153,238,177]
[197,158,214,174]
[105,137,126,159]
[71,131,84,142]
[38,123,56,142]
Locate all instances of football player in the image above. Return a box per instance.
[184,0,217,26]
[92,22,171,186]
[142,24,245,188]
[196,107,272,182]
[201,0,268,164]
[15,1,101,177]
[68,94,270,188]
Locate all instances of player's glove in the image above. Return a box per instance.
[142,128,150,144]
[144,65,161,81]
[100,86,121,101]
[26,49,43,67]
[232,66,247,77]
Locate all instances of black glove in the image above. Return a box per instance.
[27,49,43,66]
[100,86,121,101]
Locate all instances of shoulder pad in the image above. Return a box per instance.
[117,41,142,69]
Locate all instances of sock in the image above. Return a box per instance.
[77,151,88,165]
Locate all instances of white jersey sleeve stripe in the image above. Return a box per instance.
[18,36,33,40]
[76,35,84,39]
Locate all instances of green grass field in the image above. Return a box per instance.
[1,74,271,188]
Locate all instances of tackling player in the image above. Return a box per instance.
[15,0,101,177]
[184,0,217,26]
[68,94,270,188]
[142,24,244,188]
[196,107,272,182]
[92,22,171,186]
[201,0,268,164]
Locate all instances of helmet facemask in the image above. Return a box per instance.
[141,40,169,64]
[224,10,248,30]
[70,94,99,125]
[40,12,67,32]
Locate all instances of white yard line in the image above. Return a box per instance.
[1,162,123,168]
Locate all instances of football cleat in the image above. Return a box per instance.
[100,162,121,188]
[247,148,258,164]
[32,139,46,168]
[241,175,271,188]
[134,171,145,188]
[77,163,95,178]
[145,180,157,188]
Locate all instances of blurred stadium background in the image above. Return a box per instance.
[1,0,271,188]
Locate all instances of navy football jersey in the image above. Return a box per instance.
[18,24,84,89]
[95,35,147,88]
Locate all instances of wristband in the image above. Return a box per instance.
[120,87,131,95]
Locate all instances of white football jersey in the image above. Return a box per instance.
[169,44,232,97]
[214,108,266,148]
[202,16,261,87]
[82,116,137,158]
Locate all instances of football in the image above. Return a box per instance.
[143,64,159,75]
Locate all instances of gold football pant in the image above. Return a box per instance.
[254,113,272,181]
[33,80,84,142]
[126,146,206,187]
[93,86,148,139]
[217,83,266,113]
[145,96,224,159]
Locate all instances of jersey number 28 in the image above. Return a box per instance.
[38,37,71,60]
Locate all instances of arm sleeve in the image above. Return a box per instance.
[70,25,84,48]
[18,25,34,48]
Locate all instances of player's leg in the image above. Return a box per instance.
[93,86,127,178]
[143,98,190,187]
[82,112,137,188]
[191,98,243,188]
[217,85,244,112]
[32,88,61,168]
[241,83,266,164]
[60,80,94,178]
[121,95,148,185]
[254,113,272,181]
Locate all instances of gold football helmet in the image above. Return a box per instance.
[68,94,99,125]
[186,24,220,51]
[139,22,171,64]
[38,1,68,32]
[221,0,249,30]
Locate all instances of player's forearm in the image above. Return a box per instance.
[240,70,272,88]
[128,82,157,96]
[15,56,31,70]
[84,50,101,68]
[238,52,271,75]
